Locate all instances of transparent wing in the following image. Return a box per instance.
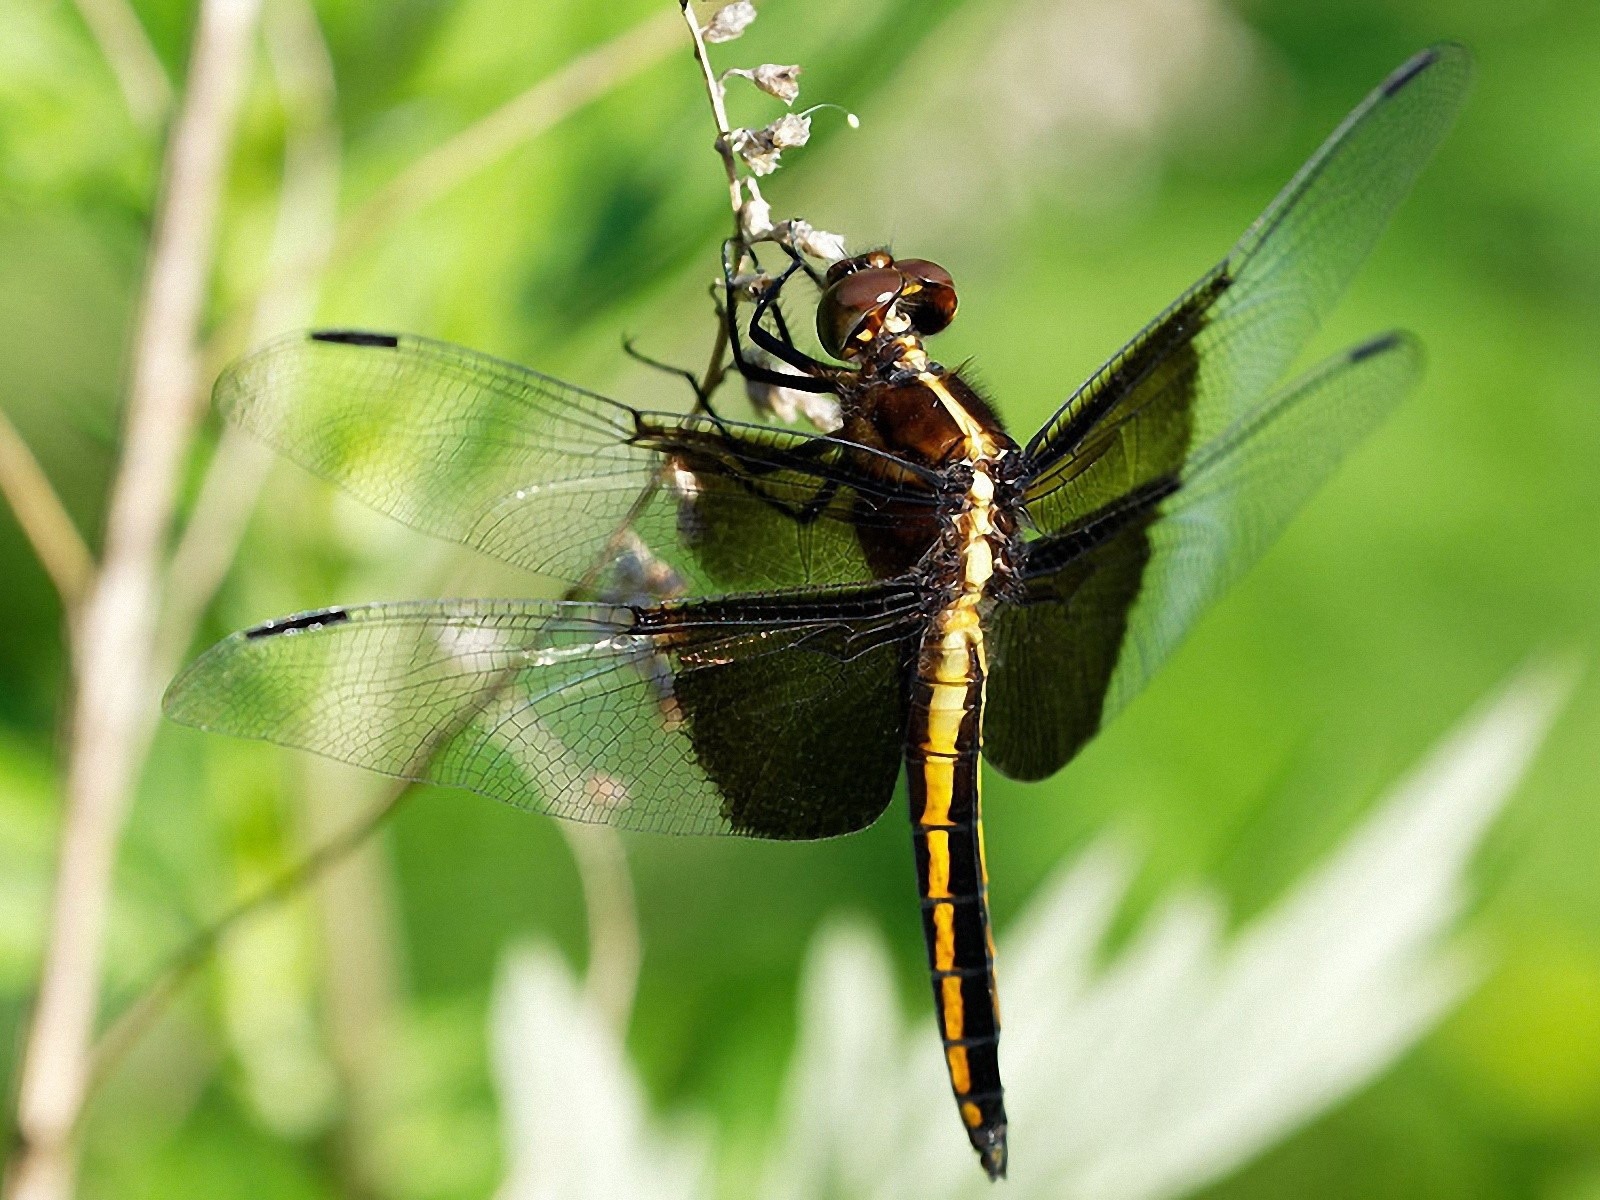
[219,331,943,595]
[987,333,1422,780]
[165,586,923,839]
[1022,44,1470,535]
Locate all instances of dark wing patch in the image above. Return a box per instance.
[987,334,1423,781]
[166,586,922,840]
[983,486,1167,781]
[1023,44,1471,536]
[988,45,1469,781]
[1026,272,1224,524]
[217,331,943,595]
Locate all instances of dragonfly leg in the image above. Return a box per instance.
[747,261,838,376]
[722,243,842,395]
[772,234,828,288]
[622,337,714,409]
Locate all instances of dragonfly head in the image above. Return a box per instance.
[816,251,959,361]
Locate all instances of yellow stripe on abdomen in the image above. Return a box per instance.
[946,1046,972,1094]
[922,679,968,755]
[926,829,952,897]
[942,975,965,1040]
[932,901,956,973]
[920,757,955,826]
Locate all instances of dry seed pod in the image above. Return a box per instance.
[702,2,756,43]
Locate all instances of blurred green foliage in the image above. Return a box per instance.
[1,0,1598,1196]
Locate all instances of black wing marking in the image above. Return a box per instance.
[165,585,924,839]
[1021,43,1471,536]
[987,333,1422,780]
[219,331,943,595]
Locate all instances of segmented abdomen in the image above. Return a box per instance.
[907,628,1008,1178]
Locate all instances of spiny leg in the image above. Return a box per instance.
[623,337,723,416]
[770,233,828,289]
[748,266,839,377]
[722,241,840,395]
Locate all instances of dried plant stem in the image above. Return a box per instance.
[159,0,341,682]
[7,3,263,1197]
[558,823,641,1033]
[90,3,676,1104]
[0,410,94,613]
[93,0,340,1094]
[679,0,759,222]
[71,0,173,129]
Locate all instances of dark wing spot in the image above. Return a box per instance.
[1382,46,1439,96]
[245,608,352,639]
[310,330,400,348]
[1348,331,1406,363]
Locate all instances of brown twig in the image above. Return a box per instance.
[680,2,855,423]
[697,319,731,400]
[0,409,94,613]
[680,2,767,408]
[70,0,173,130]
[7,3,264,1197]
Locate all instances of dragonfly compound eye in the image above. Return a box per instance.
[823,249,895,288]
[816,266,904,359]
[894,258,959,337]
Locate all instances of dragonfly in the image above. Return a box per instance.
[166,45,1471,1180]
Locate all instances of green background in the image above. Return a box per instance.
[2,0,1598,1195]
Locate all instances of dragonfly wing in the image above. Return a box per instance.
[166,585,924,839]
[1022,44,1470,535]
[987,333,1422,780]
[219,331,942,594]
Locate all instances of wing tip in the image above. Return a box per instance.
[163,607,355,727]
[1383,42,1475,98]
[161,645,224,727]
[1347,329,1416,363]
[310,329,401,349]
[243,607,352,640]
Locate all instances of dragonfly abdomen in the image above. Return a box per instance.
[907,625,1007,1179]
